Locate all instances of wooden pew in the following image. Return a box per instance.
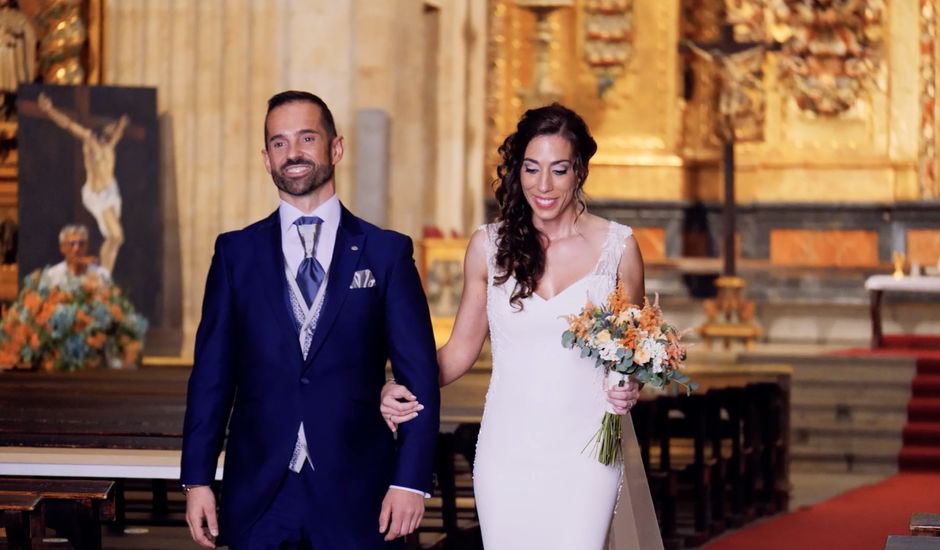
[911,513,940,537]
[657,393,716,547]
[750,382,788,514]
[0,493,42,550]
[0,478,114,549]
[631,399,678,548]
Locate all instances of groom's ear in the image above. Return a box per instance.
[261,147,272,175]
[330,135,345,165]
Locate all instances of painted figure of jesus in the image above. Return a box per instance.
[37,92,128,273]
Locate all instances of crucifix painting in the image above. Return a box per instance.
[15,83,162,326]
[37,91,127,273]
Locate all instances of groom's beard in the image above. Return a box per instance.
[272,158,334,197]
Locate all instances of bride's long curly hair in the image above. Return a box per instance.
[493,103,597,310]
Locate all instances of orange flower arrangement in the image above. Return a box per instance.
[562,279,696,465]
[0,269,148,372]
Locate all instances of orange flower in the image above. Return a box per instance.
[36,302,57,326]
[47,289,63,304]
[74,309,93,331]
[637,297,662,334]
[85,332,107,349]
[29,332,40,349]
[22,291,41,315]
[0,347,19,368]
[564,300,597,339]
[619,322,639,349]
[41,358,55,371]
[607,280,632,314]
[109,305,125,323]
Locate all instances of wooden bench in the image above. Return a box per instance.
[912,513,940,537]
[0,493,42,550]
[0,478,115,549]
[885,535,940,549]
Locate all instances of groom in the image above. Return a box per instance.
[181,90,440,548]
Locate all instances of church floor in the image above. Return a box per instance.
[83,469,893,549]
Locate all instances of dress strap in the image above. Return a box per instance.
[479,223,499,285]
[594,221,634,277]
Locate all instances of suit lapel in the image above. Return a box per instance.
[303,206,364,368]
[255,211,305,358]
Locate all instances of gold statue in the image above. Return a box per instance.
[38,92,128,274]
[0,0,37,116]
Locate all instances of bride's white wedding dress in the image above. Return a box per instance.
[473,221,664,550]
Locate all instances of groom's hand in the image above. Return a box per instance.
[379,488,425,541]
[185,486,218,548]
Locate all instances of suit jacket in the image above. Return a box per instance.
[181,206,440,546]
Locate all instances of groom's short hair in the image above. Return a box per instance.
[264,90,337,143]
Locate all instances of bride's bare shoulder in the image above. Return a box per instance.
[580,213,614,237]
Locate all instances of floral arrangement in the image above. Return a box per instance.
[562,280,696,466]
[0,268,148,372]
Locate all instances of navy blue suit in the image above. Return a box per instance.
[181,207,440,547]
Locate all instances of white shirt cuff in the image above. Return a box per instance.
[389,485,431,499]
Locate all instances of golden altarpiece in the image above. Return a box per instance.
[479,0,940,346]
[0,0,103,300]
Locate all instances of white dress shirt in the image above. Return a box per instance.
[42,261,111,288]
[279,194,425,497]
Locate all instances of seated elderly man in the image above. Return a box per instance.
[42,224,111,288]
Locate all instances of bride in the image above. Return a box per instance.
[381,104,663,550]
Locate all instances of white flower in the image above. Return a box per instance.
[634,336,668,371]
[595,330,612,343]
[599,340,621,362]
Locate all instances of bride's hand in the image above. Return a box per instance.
[380,380,424,432]
[606,377,640,415]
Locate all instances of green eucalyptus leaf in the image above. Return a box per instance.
[561,331,575,348]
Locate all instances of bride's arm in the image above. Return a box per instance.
[437,229,489,387]
[380,229,489,429]
[618,234,645,304]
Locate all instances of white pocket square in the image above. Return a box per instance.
[350,269,376,289]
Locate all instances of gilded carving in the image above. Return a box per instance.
[919,0,937,199]
[769,0,886,117]
[725,0,767,43]
[35,0,88,84]
[583,0,634,96]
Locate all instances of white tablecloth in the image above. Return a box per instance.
[864,275,940,293]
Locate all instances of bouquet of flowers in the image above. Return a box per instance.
[562,280,696,465]
[0,268,148,372]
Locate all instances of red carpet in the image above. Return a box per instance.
[703,473,940,550]
[833,335,940,471]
